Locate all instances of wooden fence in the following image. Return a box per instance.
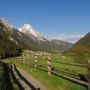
[10,54,90,90]
[36,58,89,87]
[46,58,89,88]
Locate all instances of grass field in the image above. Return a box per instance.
[2,50,88,90]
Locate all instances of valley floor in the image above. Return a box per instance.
[0,51,88,90]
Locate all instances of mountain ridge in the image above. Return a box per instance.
[19,22,72,52]
[19,24,46,42]
[0,18,72,58]
[67,32,90,56]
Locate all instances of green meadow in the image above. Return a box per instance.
[2,51,88,90]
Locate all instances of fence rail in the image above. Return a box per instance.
[46,58,88,86]
[54,67,88,76]
[8,55,90,90]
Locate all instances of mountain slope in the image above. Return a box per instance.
[68,32,90,55]
[51,39,72,52]
[19,24,72,52]
[0,19,22,58]
[0,18,72,56]
[20,24,45,42]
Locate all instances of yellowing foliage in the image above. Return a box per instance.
[70,45,90,56]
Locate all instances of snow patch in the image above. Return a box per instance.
[20,24,46,42]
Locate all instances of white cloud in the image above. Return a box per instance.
[48,34,85,43]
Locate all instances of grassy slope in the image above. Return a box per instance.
[5,52,88,90]
[15,63,87,90]
[66,33,90,64]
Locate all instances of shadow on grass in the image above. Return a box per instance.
[0,61,13,90]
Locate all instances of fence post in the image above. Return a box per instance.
[47,56,52,75]
[23,54,25,65]
[34,55,37,70]
[88,60,90,90]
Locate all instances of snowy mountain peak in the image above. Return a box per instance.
[21,24,35,34]
[19,24,46,41]
[23,24,32,30]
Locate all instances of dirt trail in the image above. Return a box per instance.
[12,65,32,90]
[16,66,47,90]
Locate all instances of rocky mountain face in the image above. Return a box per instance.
[0,18,72,58]
[0,18,23,58]
[19,24,72,52]
[19,24,45,42]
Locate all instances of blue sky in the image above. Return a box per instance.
[0,0,90,43]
